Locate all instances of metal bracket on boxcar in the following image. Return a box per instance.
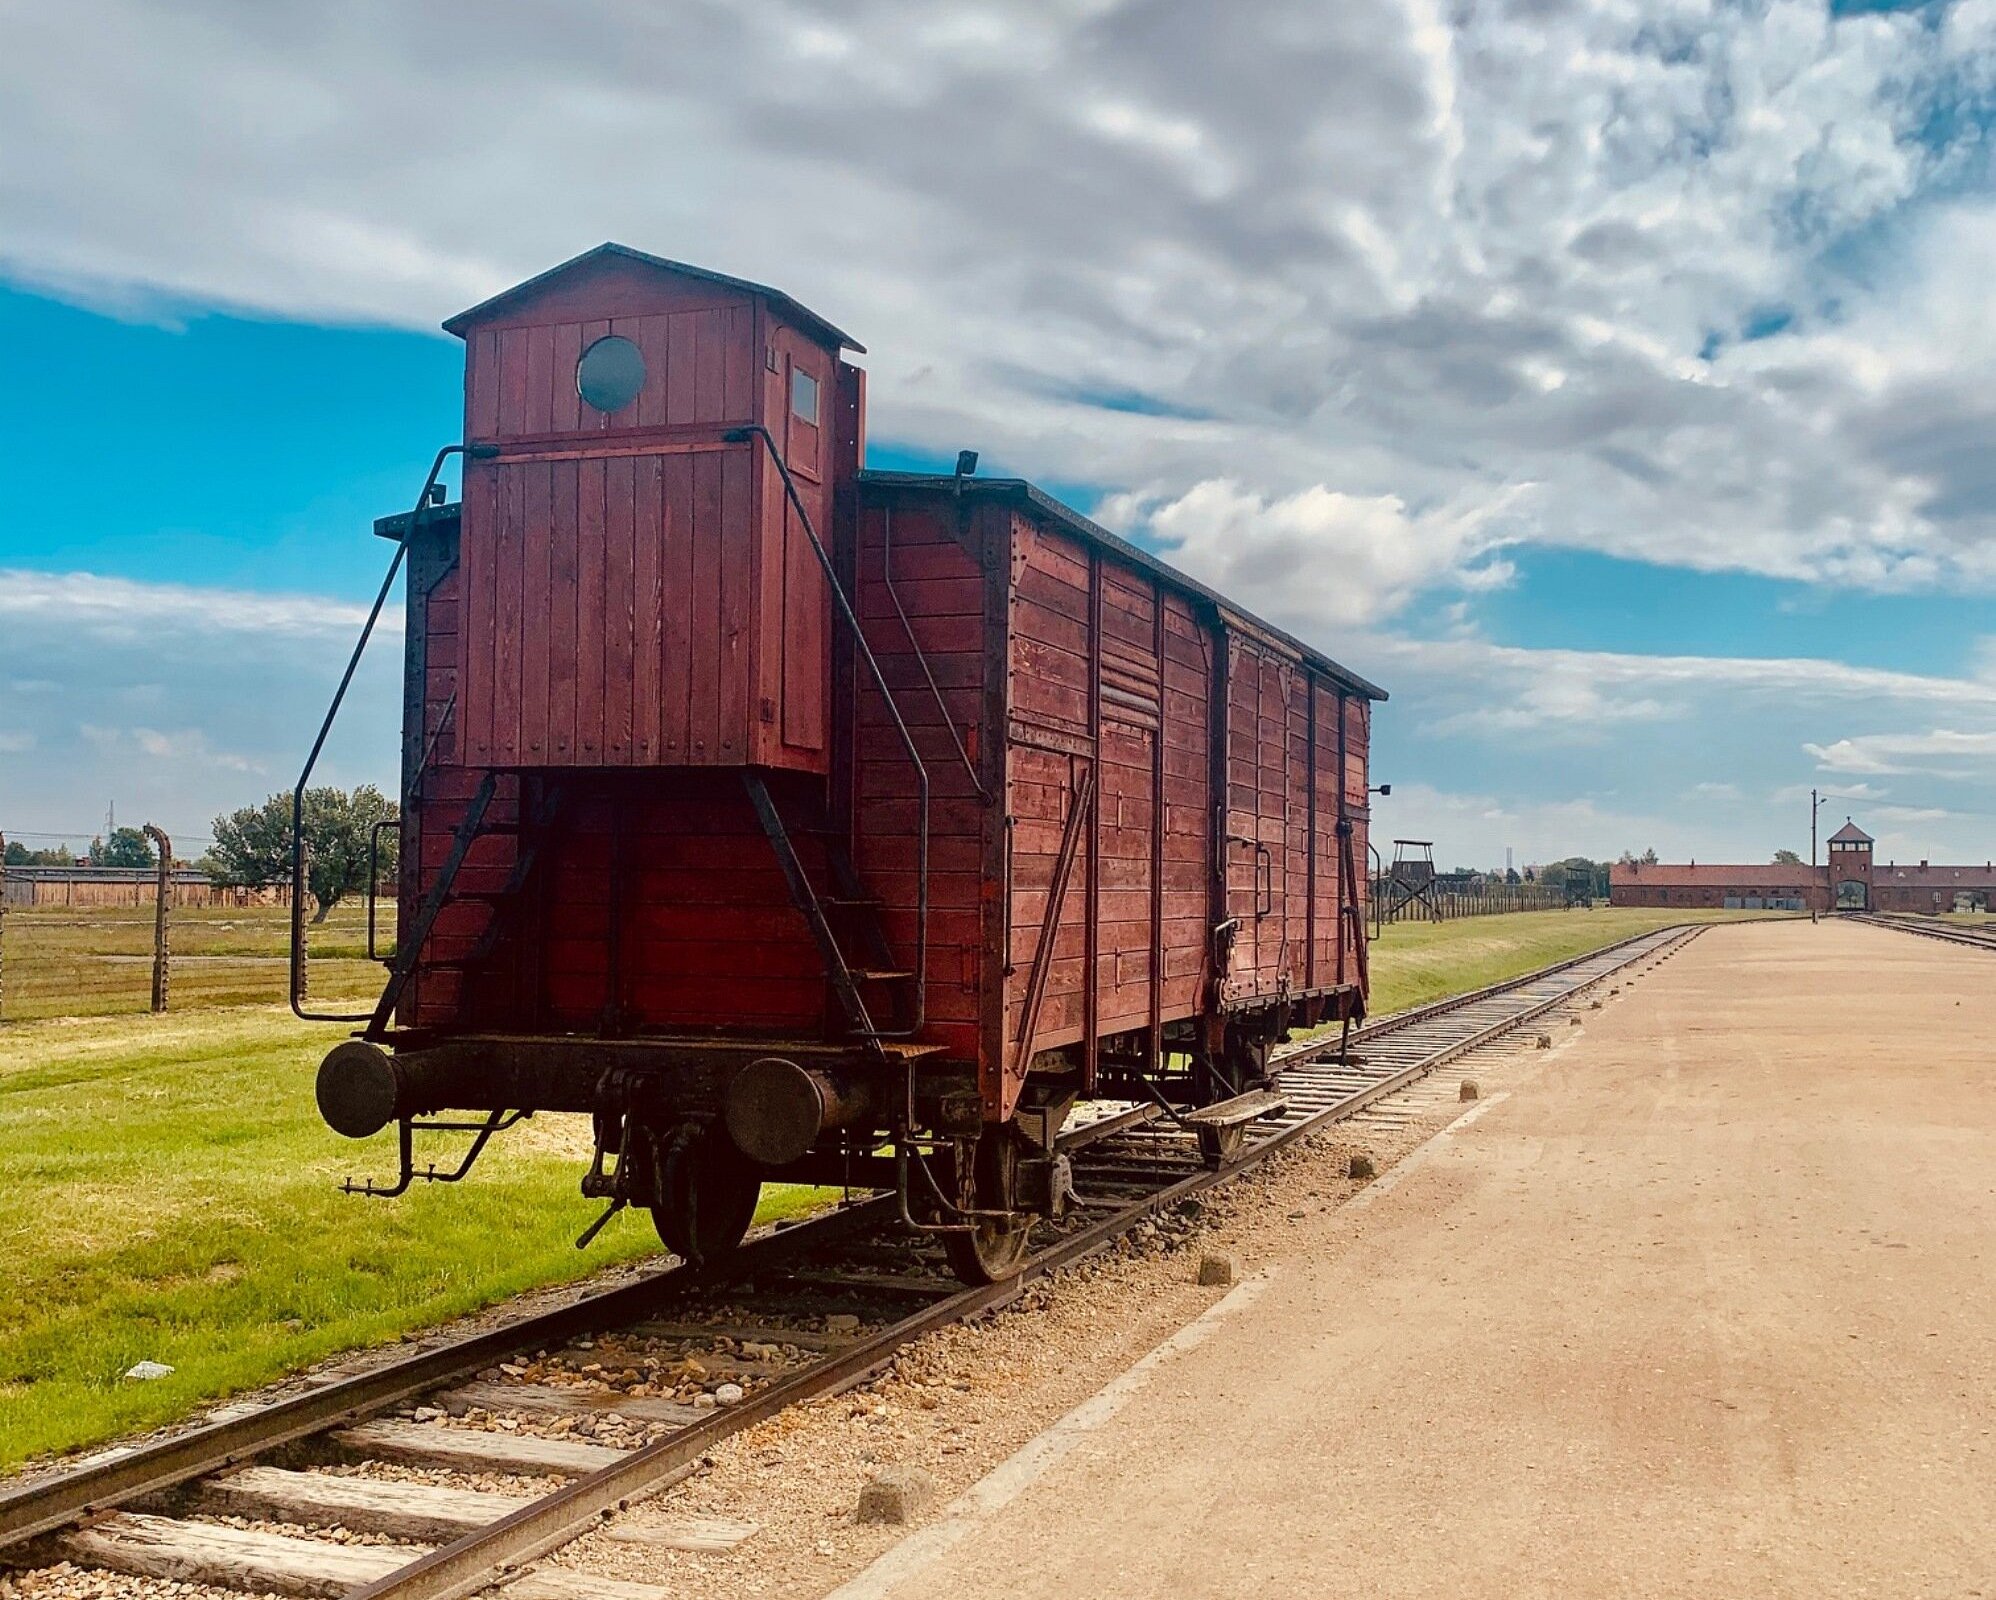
[1210,915,1240,984]
[341,1108,526,1198]
[1224,835,1274,920]
[895,1139,1020,1234]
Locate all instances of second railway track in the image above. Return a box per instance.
[1847,910,1996,950]
[0,921,1705,1600]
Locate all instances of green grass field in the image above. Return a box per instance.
[0,901,389,1021]
[1365,905,1788,1016]
[0,900,1784,1475]
[0,1005,822,1472]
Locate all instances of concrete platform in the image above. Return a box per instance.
[844,920,1996,1597]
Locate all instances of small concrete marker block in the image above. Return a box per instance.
[123,1361,174,1381]
[1459,1078,1480,1101]
[1349,1152,1376,1180]
[1197,1253,1236,1287]
[857,1464,937,1525]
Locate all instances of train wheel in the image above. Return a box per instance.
[942,1127,1033,1285]
[647,1127,761,1266]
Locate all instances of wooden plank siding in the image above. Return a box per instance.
[454,255,835,777]
[396,486,1370,1093]
[1001,516,1214,1099]
[846,497,995,1066]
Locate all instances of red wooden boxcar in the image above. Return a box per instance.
[315,244,1385,1281]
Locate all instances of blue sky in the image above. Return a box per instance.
[5,1,1996,872]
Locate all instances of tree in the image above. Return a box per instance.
[1641,847,1659,866]
[4,842,74,867]
[90,827,156,869]
[1772,848,1803,865]
[210,785,397,922]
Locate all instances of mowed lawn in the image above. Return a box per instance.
[0,901,1777,1474]
[1366,904,1789,1016]
[0,1006,820,1473]
[0,901,387,1021]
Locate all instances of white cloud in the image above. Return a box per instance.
[0,732,34,754]
[1120,478,1522,626]
[1353,634,1996,743]
[131,727,264,773]
[4,2,1996,624]
[2,570,397,842]
[1803,730,1996,776]
[0,570,392,640]
[1374,781,1710,871]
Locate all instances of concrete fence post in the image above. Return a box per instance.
[142,824,172,1013]
[0,831,8,1020]
[290,843,310,1007]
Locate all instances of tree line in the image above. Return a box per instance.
[3,786,396,924]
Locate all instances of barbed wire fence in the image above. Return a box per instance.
[1370,874,1573,928]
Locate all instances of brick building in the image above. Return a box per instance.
[1609,820,1996,914]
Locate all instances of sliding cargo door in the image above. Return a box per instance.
[1219,630,1305,1003]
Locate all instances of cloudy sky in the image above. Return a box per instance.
[5,0,1996,870]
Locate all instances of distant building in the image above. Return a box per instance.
[1608,820,1996,914]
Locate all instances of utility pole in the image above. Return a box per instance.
[1810,787,1833,868]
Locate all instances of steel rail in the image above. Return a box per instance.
[1847,911,1996,950]
[345,922,1705,1600]
[2,919,1702,1593]
[0,1199,890,1552]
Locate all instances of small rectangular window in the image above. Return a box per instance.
[791,366,819,425]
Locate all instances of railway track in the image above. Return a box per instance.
[0,921,1703,1600]
[1847,911,1996,951]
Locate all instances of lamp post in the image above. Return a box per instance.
[1365,786,1390,939]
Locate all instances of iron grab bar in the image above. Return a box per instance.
[724,424,930,1040]
[289,443,496,1023]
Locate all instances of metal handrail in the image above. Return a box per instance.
[289,444,495,1023]
[725,424,931,1038]
[364,692,456,964]
[882,506,991,804]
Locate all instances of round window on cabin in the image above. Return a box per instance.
[576,335,646,414]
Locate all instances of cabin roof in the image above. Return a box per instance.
[442,242,865,353]
[858,471,1388,701]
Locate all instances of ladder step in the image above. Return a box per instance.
[822,896,884,909]
[849,969,913,982]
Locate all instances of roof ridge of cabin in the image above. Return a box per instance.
[442,242,864,352]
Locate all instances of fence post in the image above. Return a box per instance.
[143,824,172,1013]
[0,831,7,1020]
[291,843,310,1007]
